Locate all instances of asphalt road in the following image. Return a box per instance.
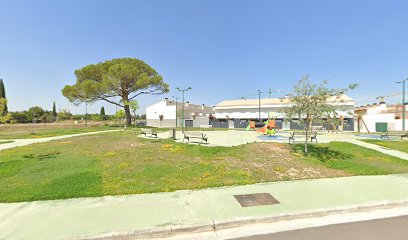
[232,215,408,240]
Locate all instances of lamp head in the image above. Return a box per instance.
[175,87,180,91]
[187,87,192,90]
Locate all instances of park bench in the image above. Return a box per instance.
[289,131,318,143]
[183,131,208,143]
[311,126,325,132]
[380,130,408,140]
[140,128,158,138]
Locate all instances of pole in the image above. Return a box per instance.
[403,80,406,130]
[172,96,179,128]
[85,101,88,127]
[258,90,261,121]
[176,87,191,133]
[397,79,407,130]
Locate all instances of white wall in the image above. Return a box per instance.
[146,100,176,120]
[356,113,404,132]
[215,106,354,119]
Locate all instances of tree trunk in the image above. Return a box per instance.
[124,104,132,126]
[357,117,361,133]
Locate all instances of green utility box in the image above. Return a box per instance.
[375,122,388,132]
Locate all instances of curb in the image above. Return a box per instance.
[83,200,408,240]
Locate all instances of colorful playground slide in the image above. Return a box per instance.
[257,119,276,134]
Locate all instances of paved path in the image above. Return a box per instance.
[233,215,408,240]
[0,130,119,151]
[345,139,408,161]
[2,174,408,239]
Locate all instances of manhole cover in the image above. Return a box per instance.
[234,193,280,207]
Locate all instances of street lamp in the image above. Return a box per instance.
[172,96,180,128]
[397,78,408,130]
[175,87,191,132]
[257,90,262,121]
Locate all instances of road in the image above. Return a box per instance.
[232,215,408,240]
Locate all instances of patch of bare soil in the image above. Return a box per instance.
[235,142,350,181]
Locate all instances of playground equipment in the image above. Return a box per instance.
[257,119,277,135]
[246,119,277,135]
[246,121,256,131]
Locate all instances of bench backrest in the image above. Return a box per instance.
[292,131,317,136]
[141,129,153,133]
[388,130,408,135]
[185,132,203,137]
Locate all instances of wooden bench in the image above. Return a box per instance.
[289,131,318,143]
[381,130,408,140]
[183,131,208,143]
[140,128,158,138]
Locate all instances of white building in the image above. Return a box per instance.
[146,98,214,128]
[214,94,356,130]
[354,101,407,132]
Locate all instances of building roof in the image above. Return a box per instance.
[215,94,355,108]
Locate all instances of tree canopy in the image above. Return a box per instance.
[283,75,357,154]
[62,58,169,125]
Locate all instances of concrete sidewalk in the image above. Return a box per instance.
[2,174,408,240]
[0,130,119,151]
[345,139,408,161]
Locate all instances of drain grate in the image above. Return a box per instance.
[234,193,280,207]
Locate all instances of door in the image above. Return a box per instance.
[375,122,388,132]
[228,120,234,128]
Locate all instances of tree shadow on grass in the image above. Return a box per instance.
[291,144,352,162]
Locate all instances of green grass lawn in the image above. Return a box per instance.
[1,131,408,202]
[0,125,117,139]
[361,140,408,154]
[0,141,13,144]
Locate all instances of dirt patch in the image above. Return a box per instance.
[234,142,350,181]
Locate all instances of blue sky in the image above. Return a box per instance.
[1,0,407,114]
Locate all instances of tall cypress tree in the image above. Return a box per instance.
[52,102,57,117]
[0,79,7,115]
[100,106,106,116]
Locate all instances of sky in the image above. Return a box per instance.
[1,0,407,114]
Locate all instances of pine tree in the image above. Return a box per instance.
[52,102,57,117]
[0,79,7,115]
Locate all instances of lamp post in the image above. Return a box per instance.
[172,96,180,128]
[175,87,191,132]
[397,78,408,130]
[257,90,262,121]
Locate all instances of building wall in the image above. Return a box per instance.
[356,113,404,132]
[146,100,177,120]
[354,103,406,132]
[214,106,355,120]
[192,116,210,127]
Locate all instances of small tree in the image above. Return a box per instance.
[27,106,45,123]
[159,114,164,127]
[283,76,357,154]
[115,110,126,126]
[57,110,73,122]
[0,99,12,124]
[128,100,139,122]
